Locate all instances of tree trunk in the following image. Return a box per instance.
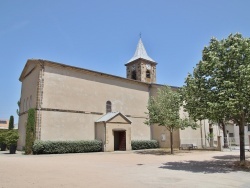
[170,130,174,154]
[239,116,245,162]
[200,120,203,148]
[209,124,214,147]
[221,121,228,148]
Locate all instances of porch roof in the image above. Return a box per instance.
[96,112,132,124]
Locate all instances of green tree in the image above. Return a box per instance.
[16,100,20,116]
[182,72,229,148]
[25,109,36,154]
[183,33,250,162]
[146,86,197,154]
[8,115,14,130]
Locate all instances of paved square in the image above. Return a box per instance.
[0,150,249,188]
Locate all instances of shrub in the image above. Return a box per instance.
[0,129,9,134]
[33,140,102,154]
[25,109,36,154]
[131,140,159,150]
[5,130,19,146]
[0,132,7,151]
[0,132,7,144]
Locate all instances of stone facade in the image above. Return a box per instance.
[17,39,223,151]
[125,59,157,83]
[17,59,153,150]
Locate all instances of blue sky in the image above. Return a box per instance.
[1,0,250,123]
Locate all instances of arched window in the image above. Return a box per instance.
[146,70,151,78]
[106,101,112,113]
[132,70,137,80]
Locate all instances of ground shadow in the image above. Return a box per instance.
[160,156,250,174]
[212,155,250,160]
[134,149,191,156]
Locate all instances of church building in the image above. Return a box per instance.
[17,38,218,151]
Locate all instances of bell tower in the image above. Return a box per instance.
[125,38,157,83]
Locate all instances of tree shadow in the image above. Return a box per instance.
[212,155,250,160]
[160,156,250,174]
[134,149,191,156]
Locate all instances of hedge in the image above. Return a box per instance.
[0,129,9,134]
[131,140,159,150]
[0,130,18,144]
[33,140,102,154]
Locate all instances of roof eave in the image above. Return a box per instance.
[19,59,41,81]
[125,58,157,66]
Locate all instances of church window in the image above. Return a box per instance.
[146,70,151,78]
[106,101,112,113]
[132,70,137,80]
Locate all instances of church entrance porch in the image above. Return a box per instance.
[114,131,126,151]
[95,112,132,152]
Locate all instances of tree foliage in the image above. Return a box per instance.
[146,85,197,154]
[25,108,36,154]
[5,130,19,146]
[182,33,250,162]
[8,115,14,130]
[16,100,20,116]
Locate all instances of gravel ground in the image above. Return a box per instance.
[0,149,250,188]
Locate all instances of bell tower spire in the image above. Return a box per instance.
[125,38,157,83]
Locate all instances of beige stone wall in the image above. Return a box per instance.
[109,116,128,123]
[130,117,150,140]
[43,65,148,115]
[233,124,250,146]
[40,65,150,141]
[149,84,181,147]
[151,124,180,148]
[178,105,202,146]
[17,114,28,150]
[41,111,100,141]
[95,122,105,150]
[19,64,39,114]
[17,65,40,150]
[180,116,223,148]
